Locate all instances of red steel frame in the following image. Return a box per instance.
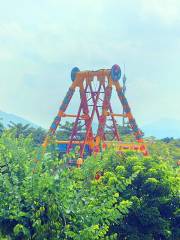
[43,66,148,157]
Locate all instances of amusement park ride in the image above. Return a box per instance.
[43,64,148,166]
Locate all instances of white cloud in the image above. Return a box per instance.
[0,48,14,61]
[0,22,29,39]
[0,0,180,126]
[138,0,180,24]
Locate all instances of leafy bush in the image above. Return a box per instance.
[0,132,179,239]
[108,154,180,239]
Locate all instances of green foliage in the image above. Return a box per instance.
[29,127,47,145]
[148,138,180,166]
[56,121,85,141]
[0,120,4,136]
[108,154,180,239]
[7,122,47,145]
[8,122,32,138]
[0,133,131,239]
[103,124,134,141]
[0,130,179,239]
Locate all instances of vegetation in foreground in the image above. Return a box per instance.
[0,123,179,239]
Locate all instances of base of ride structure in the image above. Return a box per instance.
[43,64,148,167]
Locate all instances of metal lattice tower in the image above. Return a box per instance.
[122,64,127,128]
[43,64,148,160]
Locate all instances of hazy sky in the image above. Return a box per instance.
[0,0,180,128]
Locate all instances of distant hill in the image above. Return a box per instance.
[1,111,179,139]
[0,111,39,128]
[142,119,180,139]
[93,119,180,139]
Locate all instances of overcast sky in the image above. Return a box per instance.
[0,0,180,128]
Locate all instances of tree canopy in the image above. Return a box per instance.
[0,130,179,239]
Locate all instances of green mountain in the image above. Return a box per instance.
[0,110,38,128]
